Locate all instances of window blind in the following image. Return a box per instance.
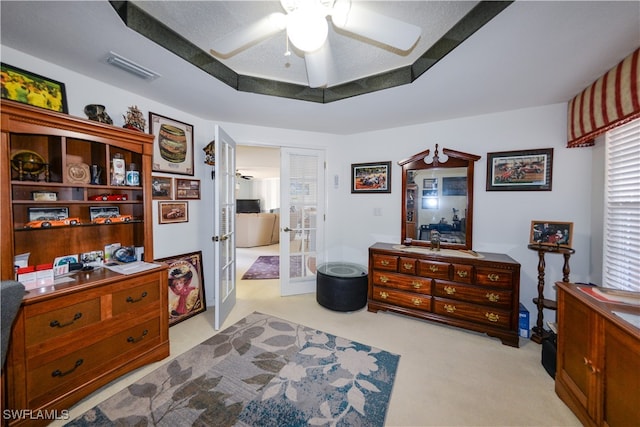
[604,118,640,292]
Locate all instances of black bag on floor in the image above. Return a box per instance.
[541,332,557,378]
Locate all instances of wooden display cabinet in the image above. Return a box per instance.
[555,282,640,426]
[1,100,169,426]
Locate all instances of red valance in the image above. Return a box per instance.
[567,47,640,148]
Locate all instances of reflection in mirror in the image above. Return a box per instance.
[400,145,480,250]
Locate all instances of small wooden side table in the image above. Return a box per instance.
[527,244,575,343]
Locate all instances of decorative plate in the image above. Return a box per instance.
[67,163,91,183]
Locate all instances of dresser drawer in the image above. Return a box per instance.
[372,271,431,293]
[434,281,512,308]
[372,254,398,271]
[451,264,474,284]
[398,257,417,275]
[27,317,160,407]
[112,278,161,316]
[372,285,431,312]
[475,267,513,288]
[417,260,450,279]
[433,298,511,329]
[25,298,101,347]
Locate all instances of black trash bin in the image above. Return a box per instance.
[316,262,368,312]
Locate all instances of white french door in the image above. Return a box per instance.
[279,147,325,296]
[213,125,236,329]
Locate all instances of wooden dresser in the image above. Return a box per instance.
[1,101,170,426]
[368,242,521,347]
[555,282,640,426]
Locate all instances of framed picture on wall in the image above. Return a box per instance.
[155,251,206,326]
[1,63,68,113]
[158,201,188,224]
[351,161,391,193]
[149,112,194,176]
[175,178,201,200]
[486,148,553,191]
[152,176,173,200]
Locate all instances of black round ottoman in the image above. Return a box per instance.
[316,262,368,312]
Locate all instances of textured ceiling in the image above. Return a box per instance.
[133,1,480,87]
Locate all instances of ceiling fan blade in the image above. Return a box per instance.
[210,12,286,56]
[304,43,330,88]
[332,3,421,51]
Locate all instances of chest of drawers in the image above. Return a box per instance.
[4,267,169,427]
[368,242,521,347]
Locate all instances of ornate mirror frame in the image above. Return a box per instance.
[399,144,481,250]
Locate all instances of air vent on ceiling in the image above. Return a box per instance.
[106,51,161,81]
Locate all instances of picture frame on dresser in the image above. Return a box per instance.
[149,112,194,176]
[156,251,207,326]
[486,148,553,191]
[1,63,68,113]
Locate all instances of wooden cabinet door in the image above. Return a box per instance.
[557,292,598,420]
[602,321,640,426]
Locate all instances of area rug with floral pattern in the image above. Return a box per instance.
[65,312,400,427]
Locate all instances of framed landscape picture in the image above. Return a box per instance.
[156,251,206,326]
[351,161,391,193]
[149,112,194,176]
[1,63,68,113]
[486,148,553,191]
[175,178,201,200]
[529,220,573,248]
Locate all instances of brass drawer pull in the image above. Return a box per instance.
[485,312,500,322]
[456,270,468,278]
[412,281,422,289]
[50,312,82,328]
[429,265,439,272]
[379,291,389,299]
[487,273,500,282]
[52,358,83,377]
[444,304,456,313]
[486,292,500,302]
[412,298,422,306]
[403,263,413,270]
[126,291,148,303]
[380,260,390,266]
[379,275,389,283]
[444,286,456,295]
[127,329,149,344]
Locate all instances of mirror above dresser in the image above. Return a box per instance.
[399,145,480,250]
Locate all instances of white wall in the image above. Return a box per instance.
[3,46,596,323]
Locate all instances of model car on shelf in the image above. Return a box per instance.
[88,193,128,201]
[24,217,81,228]
[92,214,134,224]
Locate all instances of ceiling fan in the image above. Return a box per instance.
[236,171,254,180]
[209,0,421,88]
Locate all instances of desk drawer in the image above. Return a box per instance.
[27,317,160,407]
[112,278,161,316]
[25,298,101,347]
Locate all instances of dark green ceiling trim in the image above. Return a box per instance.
[109,1,513,104]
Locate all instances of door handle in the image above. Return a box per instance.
[283,227,292,232]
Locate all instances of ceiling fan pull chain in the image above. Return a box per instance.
[284,27,291,56]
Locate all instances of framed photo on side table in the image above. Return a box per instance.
[149,112,194,176]
[155,251,206,326]
[351,161,391,193]
[486,148,553,191]
[530,220,573,248]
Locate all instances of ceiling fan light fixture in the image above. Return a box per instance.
[330,0,351,28]
[287,7,328,52]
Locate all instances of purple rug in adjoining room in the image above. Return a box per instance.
[241,255,309,280]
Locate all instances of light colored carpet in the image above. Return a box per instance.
[49,244,581,426]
